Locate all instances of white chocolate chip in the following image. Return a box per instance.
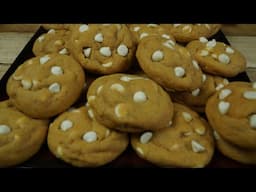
[133,91,147,103]
[88,95,96,103]
[40,55,50,64]
[218,54,230,64]
[211,54,218,59]
[13,75,23,80]
[82,131,97,143]
[32,80,39,87]
[60,120,73,131]
[192,60,200,70]
[57,146,63,156]
[133,26,140,32]
[102,62,112,67]
[182,25,192,33]
[163,39,175,50]
[152,50,164,61]
[48,82,61,93]
[225,47,234,54]
[117,44,129,57]
[59,48,69,55]
[213,130,220,140]
[83,48,91,58]
[120,76,144,82]
[136,147,144,155]
[48,29,55,34]
[223,79,229,85]
[243,91,256,100]
[219,89,232,100]
[94,33,104,42]
[182,112,193,122]
[79,24,89,32]
[99,47,112,57]
[162,34,170,39]
[105,129,110,137]
[183,132,192,137]
[206,39,216,48]
[249,114,256,128]
[205,24,210,29]
[195,125,206,135]
[97,85,103,95]
[200,50,209,56]
[38,35,45,42]
[139,32,148,39]
[115,104,122,118]
[202,74,207,82]
[51,66,63,75]
[88,109,94,119]
[192,88,200,96]
[174,67,185,77]
[147,24,158,27]
[0,125,11,134]
[252,82,256,89]
[191,140,205,153]
[21,79,32,90]
[110,83,125,92]
[140,132,153,144]
[218,101,230,115]
[199,37,208,43]
[173,24,181,27]
[215,83,224,91]
[54,40,63,46]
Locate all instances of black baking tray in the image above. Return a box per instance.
[0,26,253,168]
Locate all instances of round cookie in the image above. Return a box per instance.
[68,24,136,74]
[206,82,256,149]
[131,103,214,168]
[47,106,128,167]
[170,74,229,113]
[7,54,85,119]
[136,35,203,91]
[186,39,246,77]
[128,24,175,45]
[161,24,221,43]
[87,73,174,132]
[213,130,256,165]
[32,29,71,56]
[0,100,48,167]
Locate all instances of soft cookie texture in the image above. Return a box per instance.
[7,54,85,119]
[0,100,48,167]
[87,73,174,132]
[206,82,256,149]
[136,35,203,91]
[47,106,128,167]
[67,24,136,74]
[161,24,221,43]
[214,130,256,165]
[32,29,71,56]
[186,39,246,77]
[170,74,229,112]
[128,24,176,45]
[131,103,214,168]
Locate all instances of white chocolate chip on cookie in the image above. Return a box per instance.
[133,91,147,103]
[59,48,69,55]
[200,50,209,56]
[110,83,125,93]
[192,60,200,70]
[40,55,50,64]
[218,54,230,64]
[174,67,185,77]
[102,62,113,67]
[49,82,61,93]
[182,112,193,122]
[140,32,149,39]
[192,88,200,96]
[218,89,232,100]
[225,47,234,54]
[51,66,63,75]
[0,125,11,134]
[21,79,32,90]
[117,44,129,57]
[218,101,230,115]
[152,50,164,61]
[38,35,45,42]
[94,33,104,43]
[243,91,256,100]
[79,24,89,32]
[199,37,208,43]
[83,48,91,58]
[140,132,153,144]
[99,47,112,57]
[83,131,97,143]
[249,114,256,128]
[191,140,205,153]
[60,120,73,131]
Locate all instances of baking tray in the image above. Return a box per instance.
[0,26,254,168]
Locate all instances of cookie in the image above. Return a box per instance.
[87,73,174,132]
[128,24,175,45]
[68,24,136,74]
[47,106,128,167]
[7,54,85,119]
[206,82,256,149]
[170,74,229,113]
[136,35,203,91]
[0,100,48,167]
[32,29,71,56]
[161,24,221,43]
[131,103,214,168]
[214,130,256,165]
[186,39,246,77]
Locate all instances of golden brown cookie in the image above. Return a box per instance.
[161,24,221,43]
[0,100,48,167]
[136,35,203,91]
[68,24,136,74]
[206,82,256,149]
[32,29,71,56]
[128,24,175,45]
[170,74,229,113]
[131,103,214,168]
[47,106,128,167]
[7,54,85,119]
[87,73,174,132]
[186,39,246,77]
[214,130,256,165]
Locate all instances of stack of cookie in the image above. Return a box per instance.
[0,23,251,167]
